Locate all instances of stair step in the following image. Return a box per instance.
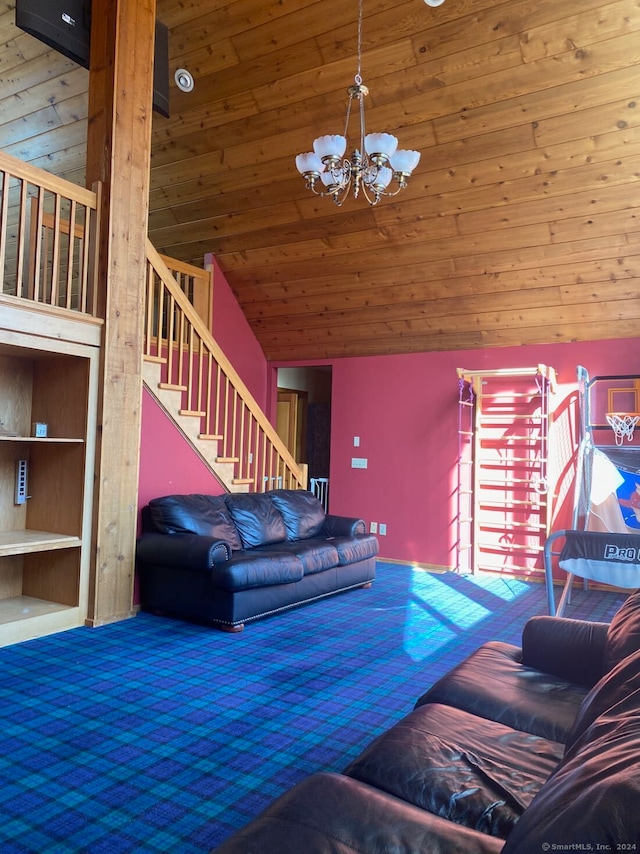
[144,354,166,364]
[143,351,299,498]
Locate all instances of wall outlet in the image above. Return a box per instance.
[370,521,378,534]
[379,523,387,536]
[351,457,368,469]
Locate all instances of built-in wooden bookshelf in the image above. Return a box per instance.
[0,306,100,646]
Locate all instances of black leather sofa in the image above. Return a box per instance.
[136,489,378,631]
[214,589,640,852]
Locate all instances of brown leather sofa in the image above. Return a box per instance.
[214,589,640,851]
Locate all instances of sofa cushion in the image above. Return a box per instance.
[212,550,304,592]
[331,533,379,566]
[501,703,640,853]
[215,772,505,854]
[224,493,287,549]
[603,588,640,673]
[268,490,326,541]
[344,702,563,839]
[564,648,640,753]
[295,540,339,574]
[414,641,589,744]
[148,494,242,550]
[521,615,609,688]
[257,539,339,575]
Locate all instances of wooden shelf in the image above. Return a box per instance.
[0,597,82,647]
[0,436,83,443]
[0,530,81,557]
[0,316,100,647]
[0,595,70,625]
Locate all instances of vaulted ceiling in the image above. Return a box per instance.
[2,0,639,360]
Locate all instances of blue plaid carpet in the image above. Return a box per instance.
[0,563,627,853]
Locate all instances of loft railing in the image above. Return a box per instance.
[0,154,207,324]
[144,243,307,492]
[0,151,100,316]
[0,150,306,494]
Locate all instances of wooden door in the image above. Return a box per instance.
[277,389,307,463]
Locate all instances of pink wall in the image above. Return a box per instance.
[205,254,267,410]
[138,389,225,510]
[325,339,640,567]
[136,390,227,603]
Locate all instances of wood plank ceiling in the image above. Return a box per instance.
[1,0,639,360]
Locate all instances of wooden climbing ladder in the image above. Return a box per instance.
[457,365,557,578]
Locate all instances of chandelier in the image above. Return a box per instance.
[295,0,422,207]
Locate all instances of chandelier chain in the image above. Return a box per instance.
[355,0,363,85]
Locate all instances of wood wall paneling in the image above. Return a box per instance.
[2,0,640,360]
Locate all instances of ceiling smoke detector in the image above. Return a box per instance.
[175,68,194,92]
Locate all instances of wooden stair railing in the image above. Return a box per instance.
[0,150,100,317]
[144,242,307,492]
[159,254,212,330]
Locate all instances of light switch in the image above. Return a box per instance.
[353,436,360,447]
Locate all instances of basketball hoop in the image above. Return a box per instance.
[606,412,640,446]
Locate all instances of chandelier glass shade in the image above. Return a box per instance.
[295,2,421,207]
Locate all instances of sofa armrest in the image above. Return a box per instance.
[136,532,231,572]
[322,514,366,537]
[521,615,609,687]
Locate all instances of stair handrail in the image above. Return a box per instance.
[0,149,99,316]
[145,240,307,491]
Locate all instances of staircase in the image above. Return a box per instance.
[142,360,246,491]
[143,244,307,494]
